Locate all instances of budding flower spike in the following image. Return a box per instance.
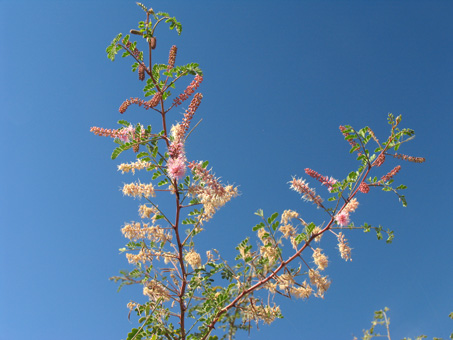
[93,5,425,339]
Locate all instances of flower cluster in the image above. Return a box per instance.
[173,74,203,107]
[258,228,279,265]
[188,161,238,222]
[185,250,202,270]
[335,198,359,227]
[91,126,128,139]
[289,177,323,208]
[167,141,187,180]
[335,212,350,227]
[392,153,425,163]
[138,204,158,220]
[126,248,152,264]
[305,168,337,191]
[125,40,141,58]
[337,232,352,261]
[118,159,151,174]
[121,222,171,243]
[122,182,155,198]
[311,226,323,243]
[290,281,313,299]
[242,301,281,325]
[143,280,171,302]
[358,182,370,194]
[167,45,177,71]
[279,210,298,239]
[312,248,329,271]
[372,153,386,167]
[182,93,203,135]
[379,165,402,184]
[308,269,331,298]
[119,93,162,114]
[277,273,295,291]
[138,64,145,81]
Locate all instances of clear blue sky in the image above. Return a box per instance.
[1,1,452,339]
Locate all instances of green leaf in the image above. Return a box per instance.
[254,209,264,217]
[350,144,360,153]
[136,151,148,158]
[358,127,368,138]
[156,11,170,17]
[126,328,139,340]
[202,160,209,168]
[122,34,130,45]
[117,119,130,127]
[111,143,131,160]
[386,230,394,244]
[252,222,265,231]
[305,222,316,235]
[348,171,358,181]
[106,33,123,61]
[396,184,407,190]
[271,220,279,231]
[158,178,169,186]
[294,233,306,245]
[267,212,279,224]
[152,171,162,180]
[399,195,407,207]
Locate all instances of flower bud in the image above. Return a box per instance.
[150,37,156,49]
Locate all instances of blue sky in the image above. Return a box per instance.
[1,1,452,339]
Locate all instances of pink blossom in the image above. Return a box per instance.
[335,212,350,227]
[117,125,135,143]
[167,156,186,180]
[304,168,337,192]
[324,177,337,192]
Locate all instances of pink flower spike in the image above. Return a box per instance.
[335,212,350,227]
[325,177,337,192]
[118,125,135,143]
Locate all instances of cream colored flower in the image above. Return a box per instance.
[260,245,279,264]
[309,269,331,298]
[138,204,157,219]
[290,281,313,299]
[311,226,323,243]
[143,280,170,301]
[279,224,296,239]
[337,232,352,261]
[281,209,299,225]
[122,181,155,198]
[242,301,281,325]
[312,248,328,271]
[185,250,201,270]
[343,198,359,215]
[277,272,295,290]
[118,160,151,174]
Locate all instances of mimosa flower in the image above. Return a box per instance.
[358,182,370,194]
[312,248,329,271]
[335,211,350,227]
[290,177,323,207]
